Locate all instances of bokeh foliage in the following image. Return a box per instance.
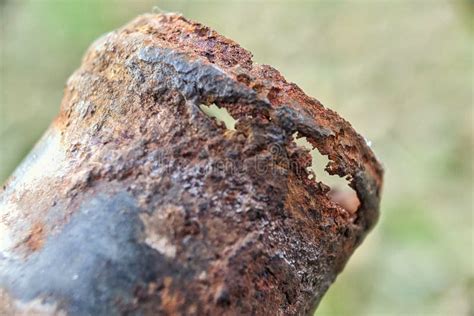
[0,1,472,315]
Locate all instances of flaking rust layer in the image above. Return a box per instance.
[0,13,383,316]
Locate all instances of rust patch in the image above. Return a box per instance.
[24,222,45,252]
[160,277,184,315]
[0,13,383,315]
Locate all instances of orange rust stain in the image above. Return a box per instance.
[25,222,45,252]
[160,277,184,315]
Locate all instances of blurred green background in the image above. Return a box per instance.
[0,0,472,315]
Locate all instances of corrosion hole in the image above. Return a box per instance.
[293,133,360,213]
[199,103,236,130]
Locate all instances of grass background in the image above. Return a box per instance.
[1,0,472,315]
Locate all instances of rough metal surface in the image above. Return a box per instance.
[0,13,383,315]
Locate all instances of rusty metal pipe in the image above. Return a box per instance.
[0,13,383,315]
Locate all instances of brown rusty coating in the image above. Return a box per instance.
[0,13,383,315]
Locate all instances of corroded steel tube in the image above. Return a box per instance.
[0,13,383,315]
